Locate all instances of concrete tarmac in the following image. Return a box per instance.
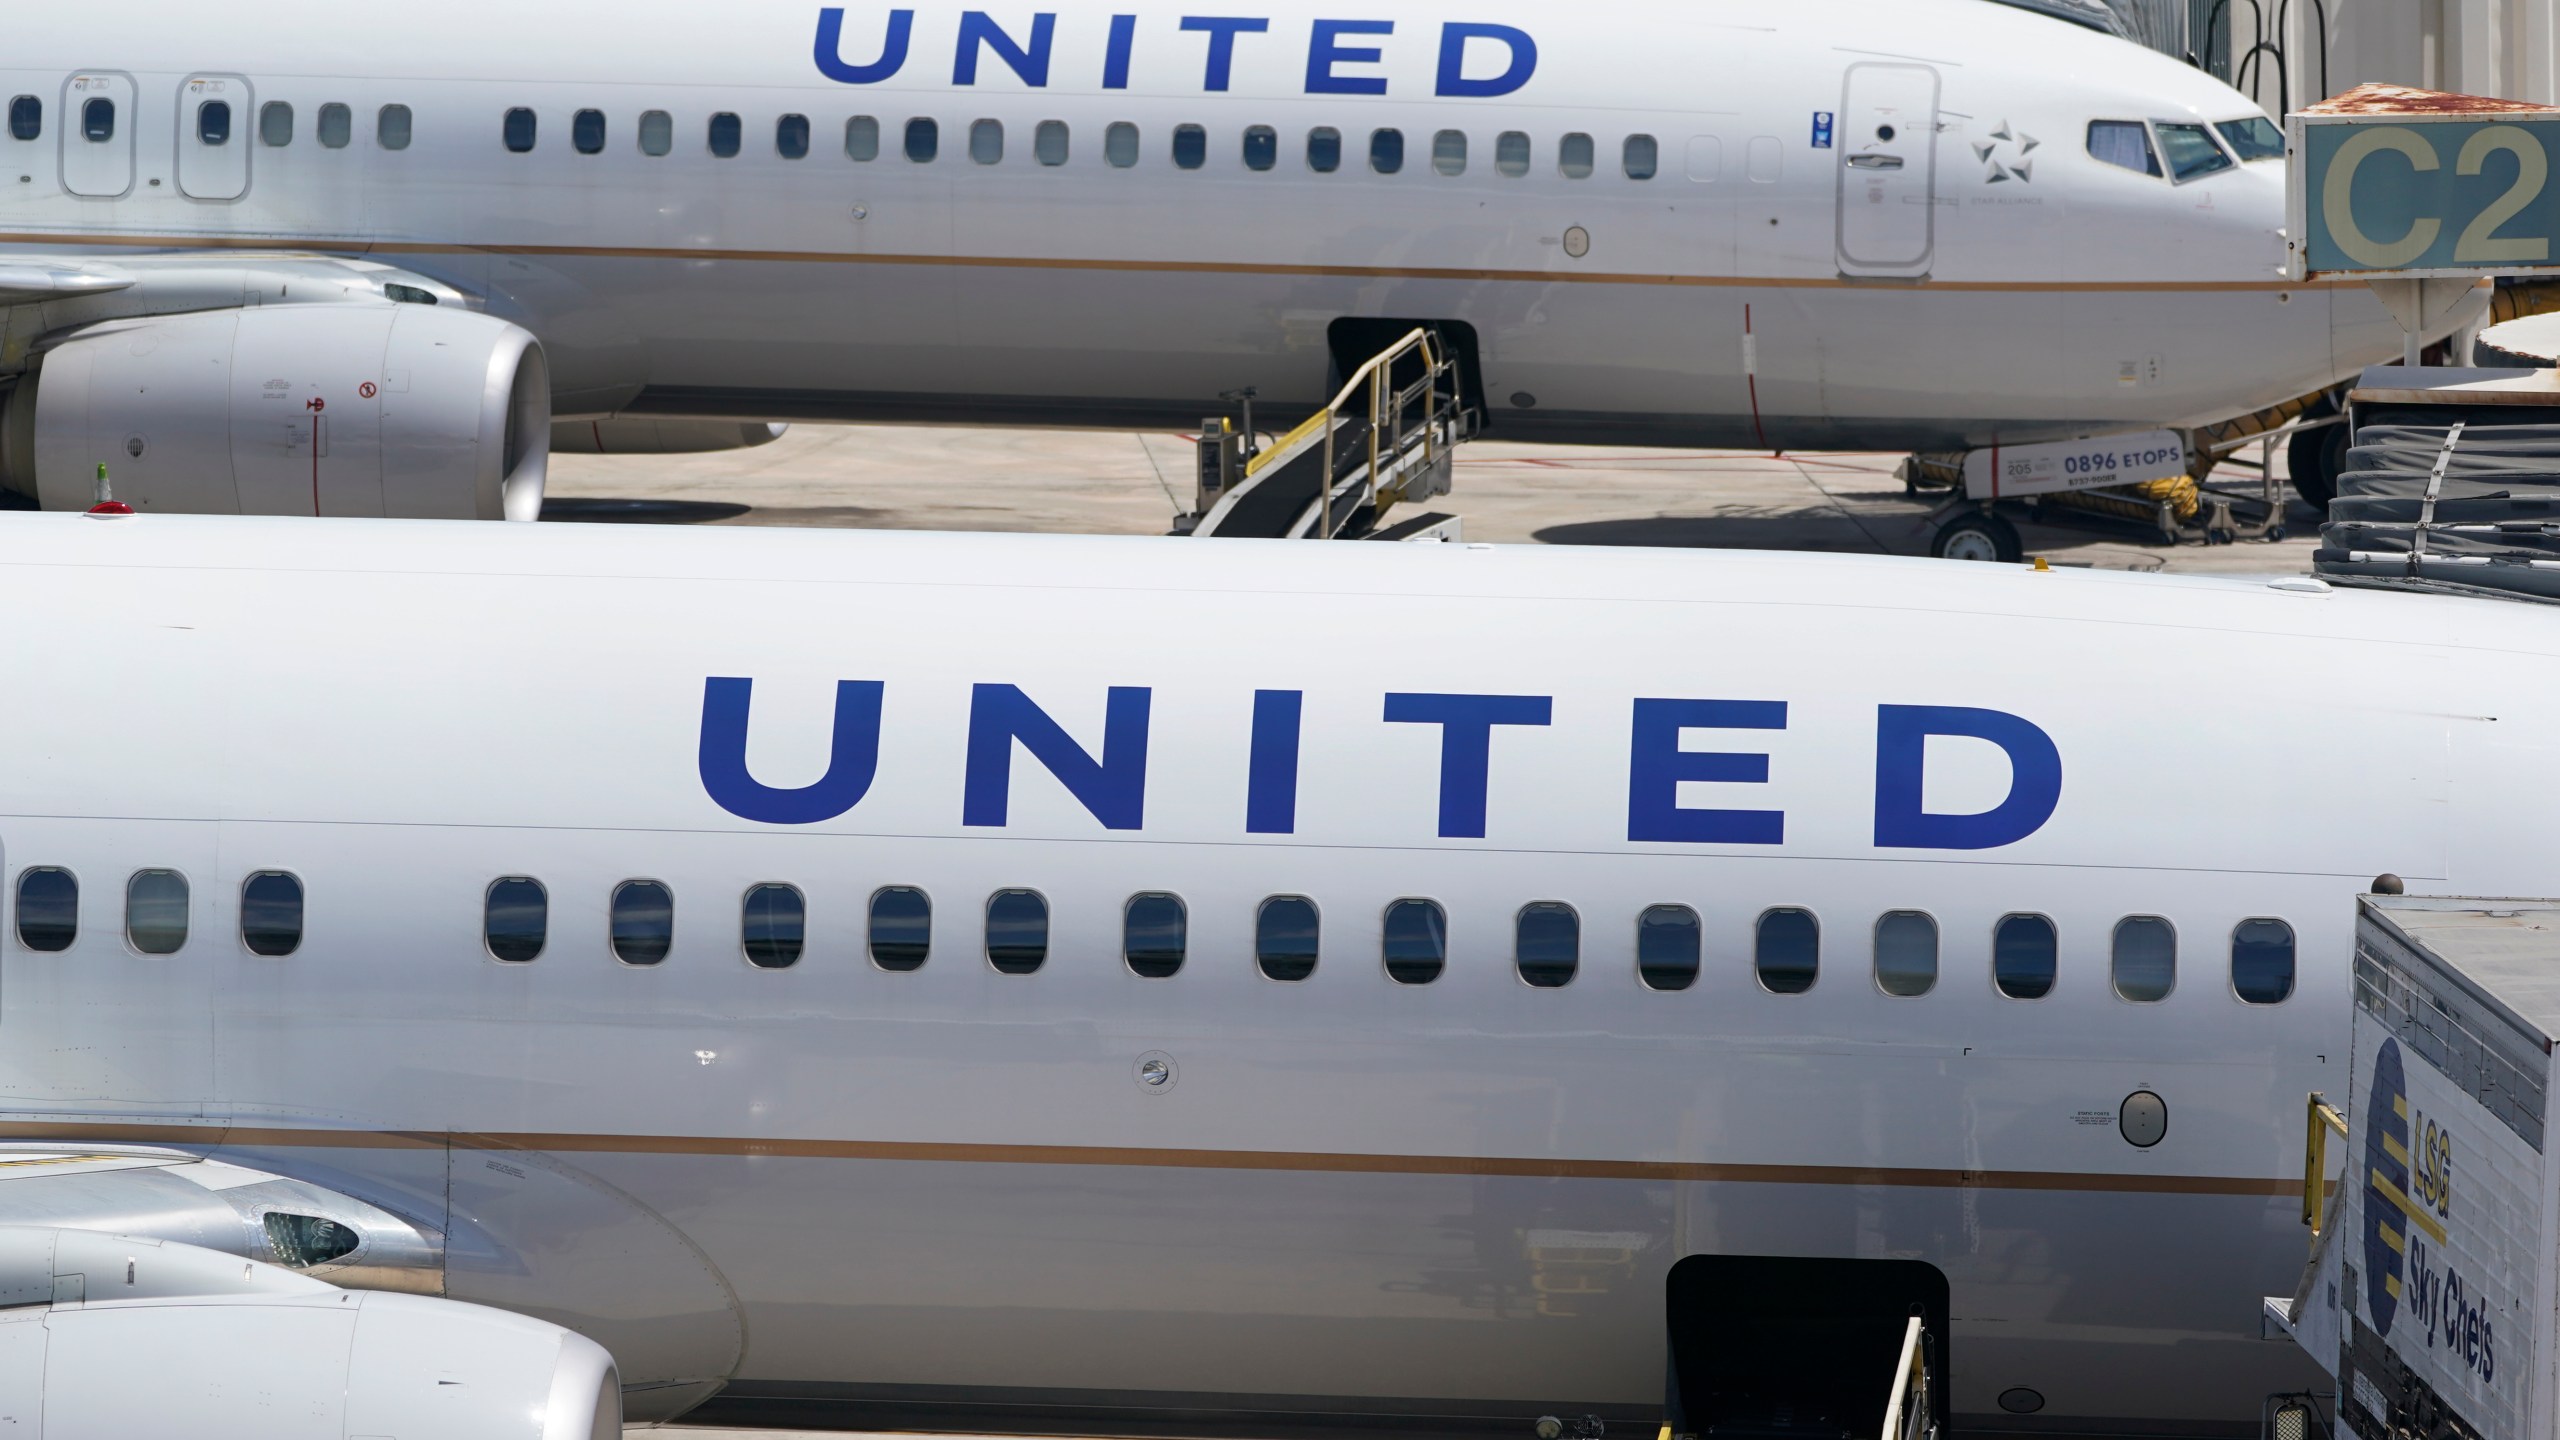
[546,423,2323,574]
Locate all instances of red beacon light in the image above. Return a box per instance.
[85,463,133,519]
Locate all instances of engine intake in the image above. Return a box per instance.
[0,303,548,520]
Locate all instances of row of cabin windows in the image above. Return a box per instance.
[6,97,418,152]
[9,862,2299,1003]
[471,876,2297,1002]
[11,94,1685,183]
[14,867,304,957]
[492,107,1664,177]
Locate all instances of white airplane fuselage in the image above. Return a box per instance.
[0,0,2418,453]
[0,513,2552,1433]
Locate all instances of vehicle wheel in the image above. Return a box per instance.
[2265,525,2287,544]
[1932,512,2023,563]
[2287,403,2347,512]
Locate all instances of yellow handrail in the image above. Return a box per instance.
[2303,1092,2347,1233]
[1245,326,1440,480]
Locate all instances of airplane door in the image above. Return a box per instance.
[175,76,250,201]
[1835,63,1938,278]
[59,73,136,199]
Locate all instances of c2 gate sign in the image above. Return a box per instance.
[2290,111,2560,279]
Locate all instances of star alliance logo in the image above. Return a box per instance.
[1975,120,2038,183]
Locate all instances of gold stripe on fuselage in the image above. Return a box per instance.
[0,1119,2297,1196]
[0,231,2357,295]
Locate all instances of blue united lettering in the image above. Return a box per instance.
[814,8,1538,95]
[696,678,2064,850]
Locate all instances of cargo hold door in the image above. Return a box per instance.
[1835,62,1939,278]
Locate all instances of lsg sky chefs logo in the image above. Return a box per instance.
[2364,1038,2490,1381]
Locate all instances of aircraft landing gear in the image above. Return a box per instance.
[1929,510,2022,563]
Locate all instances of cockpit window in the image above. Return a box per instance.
[2155,123,2235,181]
[2215,116,2284,162]
[2086,120,2161,177]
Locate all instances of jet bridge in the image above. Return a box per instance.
[1182,327,1475,540]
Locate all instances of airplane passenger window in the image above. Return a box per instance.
[318,103,351,149]
[1622,133,1658,180]
[869,886,930,970]
[1637,904,1699,991]
[81,98,114,144]
[2111,916,2175,1002]
[1432,129,1467,177]
[905,117,938,163]
[2231,918,2295,1004]
[485,877,546,962]
[1306,126,1341,173]
[1369,128,1403,174]
[241,872,303,957]
[1558,131,1593,179]
[261,102,294,147]
[742,883,804,969]
[1495,131,1529,177]
[16,868,75,953]
[610,880,672,967]
[2215,116,2283,161]
[1242,124,1276,171]
[1993,913,2057,999]
[1256,896,1318,981]
[1105,121,1138,168]
[1746,135,1781,183]
[1173,123,1206,170]
[1514,902,1577,987]
[502,107,535,154]
[1873,911,1937,997]
[637,110,672,157]
[985,889,1046,974]
[377,104,412,151]
[6,97,38,143]
[708,111,741,159]
[1124,892,1186,978]
[970,118,1002,165]
[844,115,879,161]
[777,113,810,160]
[571,108,605,156]
[1034,119,1068,166]
[1754,908,1818,994]
[125,870,188,956]
[1382,898,1444,984]
[2154,123,2234,181]
[197,101,232,147]
[2086,120,2161,177]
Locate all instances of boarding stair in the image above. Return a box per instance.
[1182,327,1475,540]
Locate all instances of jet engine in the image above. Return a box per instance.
[0,1226,618,1439]
[0,303,548,520]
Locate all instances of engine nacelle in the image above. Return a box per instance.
[0,303,548,520]
[0,1228,618,1439]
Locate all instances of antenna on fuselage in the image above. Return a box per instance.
[86,462,133,518]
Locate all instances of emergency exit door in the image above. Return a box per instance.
[1835,63,1939,278]
[59,73,135,199]
[175,75,250,201]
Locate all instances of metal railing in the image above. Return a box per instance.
[1242,326,1461,538]
[1879,1317,1934,1440]
[2302,1092,2347,1235]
